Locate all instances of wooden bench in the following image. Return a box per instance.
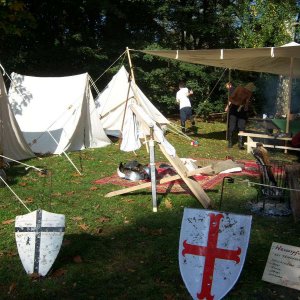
[238,132,300,153]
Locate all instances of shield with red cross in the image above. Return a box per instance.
[179,208,252,300]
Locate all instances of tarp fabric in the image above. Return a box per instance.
[141,43,300,78]
[0,71,34,161]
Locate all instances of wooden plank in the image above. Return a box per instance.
[158,144,212,208]
[105,174,181,198]
[105,165,213,198]
[244,143,300,152]
[238,132,292,141]
[238,132,300,153]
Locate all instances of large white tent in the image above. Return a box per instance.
[8,72,111,155]
[0,70,34,161]
[95,66,170,138]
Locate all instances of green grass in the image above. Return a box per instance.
[1,120,300,299]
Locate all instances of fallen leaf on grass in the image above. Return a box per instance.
[163,293,175,300]
[8,282,16,294]
[73,255,83,263]
[72,172,82,177]
[71,216,83,221]
[29,273,41,280]
[127,268,136,273]
[164,199,173,209]
[95,216,111,223]
[51,192,62,197]
[123,199,135,203]
[65,191,75,196]
[6,251,17,257]
[96,228,103,234]
[62,239,71,246]
[19,182,27,187]
[2,219,14,225]
[51,268,67,278]
[24,197,34,203]
[78,223,89,231]
[89,186,98,191]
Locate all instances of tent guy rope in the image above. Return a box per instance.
[0,154,45,173]
[0,176,31,212]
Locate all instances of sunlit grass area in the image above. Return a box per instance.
[1,120,300,299]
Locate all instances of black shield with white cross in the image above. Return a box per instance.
[15,209,65,276]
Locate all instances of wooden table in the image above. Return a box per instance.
[238,132,300,153]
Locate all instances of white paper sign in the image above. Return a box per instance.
[262,242,300,291]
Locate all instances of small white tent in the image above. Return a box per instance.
[8,72,111,155]
[0,70,35,161]
[95,66,170,138]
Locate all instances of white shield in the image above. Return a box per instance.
[15,209,65,276]
[179,208,252,300]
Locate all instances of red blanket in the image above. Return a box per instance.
[94,160,260,194]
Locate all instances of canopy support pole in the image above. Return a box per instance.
[226,69,231,141]
[285,57,294,154]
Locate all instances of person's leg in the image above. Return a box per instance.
[237,118,246,150]
[180,108,187,133]
[186,107,196,133]
[228,113,237,148]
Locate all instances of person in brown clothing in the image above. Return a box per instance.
[225,82,255,149]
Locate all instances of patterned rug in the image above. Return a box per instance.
[94,160,260,194]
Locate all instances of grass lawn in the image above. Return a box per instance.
[0,120,300,299]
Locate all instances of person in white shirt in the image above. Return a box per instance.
[176,81,195,133]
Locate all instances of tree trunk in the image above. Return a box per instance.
[275,76,289,117]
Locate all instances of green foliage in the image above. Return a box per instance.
[235,0,299,47]
[0,0,299,115]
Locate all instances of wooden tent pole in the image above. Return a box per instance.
[126,47,136,83]
[119,47,136,147]
[226,69,231,141]
[286,57,293,135]
[285,57,294,154]
[125,47,149,152]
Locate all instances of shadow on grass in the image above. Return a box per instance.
[1,203,300,300]
[0,211,190,299]
[189,130,227,140]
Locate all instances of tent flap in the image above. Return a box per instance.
[95,66,169,139]
[0,71,35,161]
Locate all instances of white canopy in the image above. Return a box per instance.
[141,43,300,78]
[0,71,35,161]
[8,72,111,155]
[95,66,170,138]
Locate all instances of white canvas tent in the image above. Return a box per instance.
[8,72,111,155]
[0,70,35,161]
[95,66,170,138]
